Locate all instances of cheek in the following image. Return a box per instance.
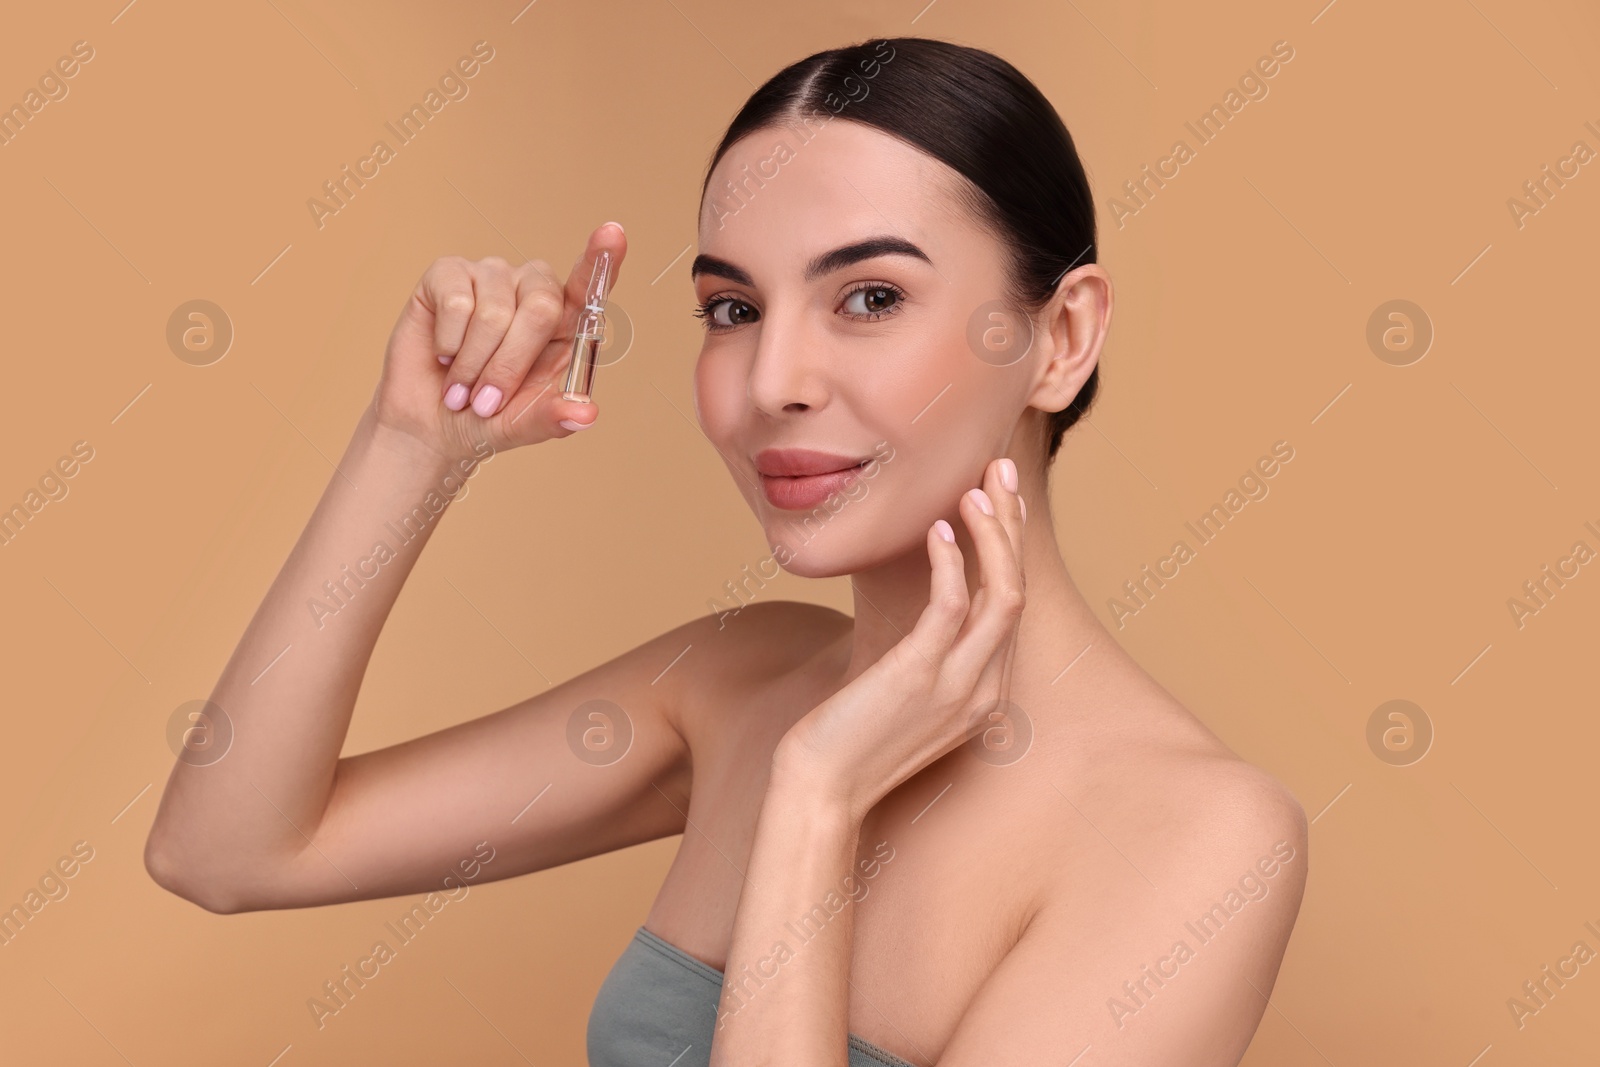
[692,349,742,441]
[869,324,962,426]
[873,322,1013,464]
[694,354,762,513]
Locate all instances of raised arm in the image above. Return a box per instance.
[143,230,697,913]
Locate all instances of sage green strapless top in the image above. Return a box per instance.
[587,925,916,1066]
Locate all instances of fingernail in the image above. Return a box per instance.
[934,519,955,543]
[472,384,503,417]
[559,419,591,431]
[438,353,454,365]
[999,458,1017,493]
[444,382,469,410]
[1019,496,1027,522]
[968,487,994,516]
[603,221,624,234]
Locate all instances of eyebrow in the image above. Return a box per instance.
[690,234,933,287]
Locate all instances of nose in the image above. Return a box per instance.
[745,304,830,417]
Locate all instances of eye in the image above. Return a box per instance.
[693,294,760,331]
[693,281,908,332]
[841,282,905,321]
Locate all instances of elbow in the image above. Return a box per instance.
[143,830,248,915]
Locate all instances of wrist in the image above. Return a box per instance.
[769,737,863,829]
[358,402,462,476]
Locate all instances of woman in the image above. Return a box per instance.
[146,36,1307,1066]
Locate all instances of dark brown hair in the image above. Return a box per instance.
[699,36,1099,461]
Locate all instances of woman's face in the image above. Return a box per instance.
[692,119,1053,578]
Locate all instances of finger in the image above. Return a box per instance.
[422,257,477,361]
[532,223,629,389]
[1000,616,1020,704]
[441,258,518,411]
[462,260,565,419]
[499,377,600,440]
[555,222,627,349]
[977,457,1026,708]
[988,456,1025,564]
[893,518,970,677]
[945,476,1025,685]
[969,605,1021,721]
[973,458,1025,599]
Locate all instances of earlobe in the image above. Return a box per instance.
[1027,348,1085,415]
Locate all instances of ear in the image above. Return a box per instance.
[1027,264,1112,415]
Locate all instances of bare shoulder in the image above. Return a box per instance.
[1043,680,1309,925]
[1143,732,1306,854]
[1155,749,1308,901]
[943,693,1310,1062]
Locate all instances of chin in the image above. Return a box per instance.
[762,512,923,579]
[771,549,853,580]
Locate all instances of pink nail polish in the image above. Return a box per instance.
[559,419,591,431]
[999,458,1017,493]
[934,519,955,542]
[1019,496,1028,522]
[969,488,994,515]
[444,382,469,410]
[472,384,503,417]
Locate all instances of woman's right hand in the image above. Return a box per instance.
[370,222,627,461]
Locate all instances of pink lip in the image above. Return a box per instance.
[754,448,871,511]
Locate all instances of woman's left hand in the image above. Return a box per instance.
[775,456,1028,822]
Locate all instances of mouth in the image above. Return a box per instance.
[754,449,874,511]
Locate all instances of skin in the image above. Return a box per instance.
[684,119,1308,1064]
[142,112,1307,1066]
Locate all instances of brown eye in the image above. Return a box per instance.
[843,285,902,318]
[695,296,761,329]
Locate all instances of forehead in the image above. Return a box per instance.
[696,119,985,276]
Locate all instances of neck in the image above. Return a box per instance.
[840,490,1102,692]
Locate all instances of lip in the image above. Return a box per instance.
[754,447,872,511]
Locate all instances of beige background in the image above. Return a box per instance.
[2,0,1597,1063]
